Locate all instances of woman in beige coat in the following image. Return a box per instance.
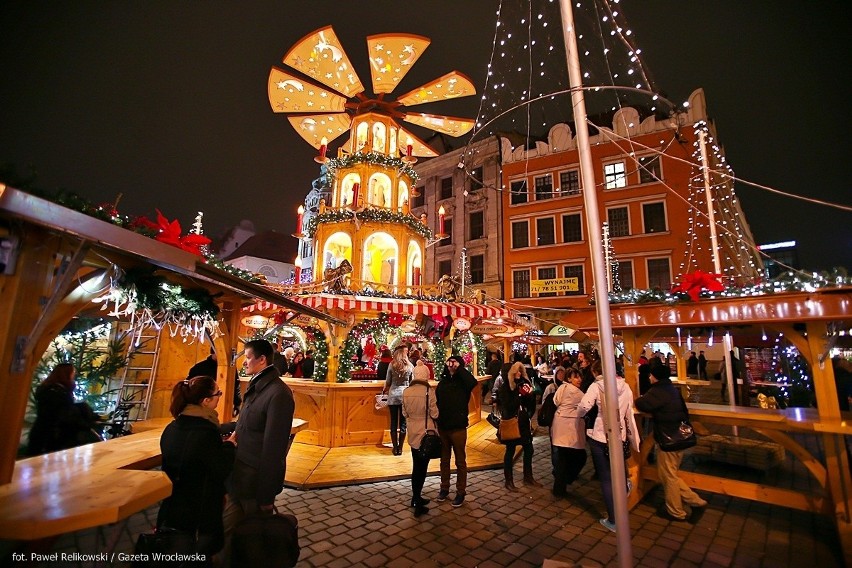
[402,374,439,517]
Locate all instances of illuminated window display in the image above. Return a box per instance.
[407,241,422,285]
[323,232,353,269]
[339,173,361,207]
[368,173,392,208]
[362,232,398,284]
[372,122,386,153]
[398,180,409,209]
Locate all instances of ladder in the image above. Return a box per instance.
[115,321,162,422]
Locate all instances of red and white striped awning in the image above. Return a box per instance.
[244,293,513,320]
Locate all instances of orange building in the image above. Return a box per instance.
[500,88,762,326]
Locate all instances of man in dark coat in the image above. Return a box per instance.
[188,348,242,415]
[301,349,316,379]
[686,352,699,377]
[635,365,707,522]
[697,351,708,380]
[223,339,294,548]
[435,355,477,507]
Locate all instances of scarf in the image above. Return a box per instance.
[180,403,219,426]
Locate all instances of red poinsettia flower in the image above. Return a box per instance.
[134,209,210,256]
[671,270,725,301]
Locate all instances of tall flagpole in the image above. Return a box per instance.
[558,1,633,564]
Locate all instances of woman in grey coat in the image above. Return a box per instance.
[382,344,413,455]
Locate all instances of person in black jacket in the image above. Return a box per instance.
[635,365,707,522]
[498,362,540,491]
[435,355,477,507]
[158,375,236,555]
[28,363,102,456]
[301,349,316,379]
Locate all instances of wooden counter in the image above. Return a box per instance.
[0,417,307,541]
[285,376,489,448]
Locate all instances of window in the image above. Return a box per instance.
[559,170,581,195]
[647,258,671,290]
[469,211,484,240]
[513,269,530,298]
[469,166,484,192]
[561,213,582,243]
[470,254,484,284]
[537,267,557,297]
[443,217,453,244]
[617,260,634,291]
[607,207,629,237]
[438,259,452,279]
[638,155,661,184]
[411,187,425,208]
[604,161,627,189]
[511,221,529,248]
[510,180,528,205]
[536,217,555,246]
[535,174,553,200]
[440,176,453,200]
[643,202,667,233]
[563,265,584,296]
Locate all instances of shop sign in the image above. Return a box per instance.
[453,317,471,331]
[470,323,509,335]
[241,315,269,329]
[494,328,525,338]
[548,325,577,336]
[530,277,579,294]
[292,314,317,327]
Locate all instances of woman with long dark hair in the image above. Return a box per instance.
[28,363,101,455]
[382,345,413,455]
[157,375,236,556]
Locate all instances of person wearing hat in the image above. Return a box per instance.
[382,344,413,455]
[435,354,478,507]
[635,364,707,522]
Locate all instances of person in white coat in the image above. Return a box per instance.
[402,374,439,517]
[550,368,587,497]
[578,360,641,532]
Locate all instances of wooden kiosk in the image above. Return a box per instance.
[564,288,852,564]
[0,185,337,542]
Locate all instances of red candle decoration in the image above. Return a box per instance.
[294,256,302,284]
[351,182,360,208]
[413,266,421,285]
[319,137,328,159]
[296,205,304,234]
[438,205,446,234]
[406,137,413,158]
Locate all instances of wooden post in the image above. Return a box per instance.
[216,296,244,422]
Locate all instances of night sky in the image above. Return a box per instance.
[1,1,849,271]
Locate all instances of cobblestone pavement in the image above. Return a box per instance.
[23,414,844,568]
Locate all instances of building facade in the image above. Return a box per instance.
[412,136,503,303]
[500,88,762,328]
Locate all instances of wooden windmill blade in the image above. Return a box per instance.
[282,26,365,98]
[395,71,477,107]
[403,113,475,137]
[365,33,431,94]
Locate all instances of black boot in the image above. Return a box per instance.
[504,467,517,492]
[413,496,429,517]
[390,429,399,455]
[398,430,406,456]
[523,464,542,487]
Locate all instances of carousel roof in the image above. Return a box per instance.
[247,293,514,320]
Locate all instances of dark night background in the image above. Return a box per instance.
[1,1,849,270]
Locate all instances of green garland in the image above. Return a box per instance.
[203,253,264,283]
[305,208,433,240]
[327,151,420,184]
[120,267,219,321]
[302,326,329,382]
[338,314,404,383]
[606,268,851,306]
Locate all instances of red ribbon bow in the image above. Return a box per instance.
[671,270,725,301]
[137,209,211,256]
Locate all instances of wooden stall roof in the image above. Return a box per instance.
[0,185,343,325]
[561,289,851,332]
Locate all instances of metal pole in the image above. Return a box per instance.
[558,1,632,562]
[699,130,738,431]
[603,222,613,292]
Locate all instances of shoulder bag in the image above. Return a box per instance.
[417,387,443,460]
[232,506,300,568]
[658,393,697,452]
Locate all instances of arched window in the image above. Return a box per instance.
[407,241,422,286]
[398,180,409,210]
[356,122,369,151]
[339,173,361,207]
[372,122,386,153]
[323,232,352,269]
[362,232,398,285]
[368,173,392,208]
[389,127,398,156]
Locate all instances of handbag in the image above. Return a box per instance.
[417,388,443,460]
[599,385,632,460]
[658,395,697,451]
[375,393,388,410]
[134,528,196,567]
[583,401,598,430]
[486,404,501,429]
[497,416,521,443]
[232,508,300,568]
